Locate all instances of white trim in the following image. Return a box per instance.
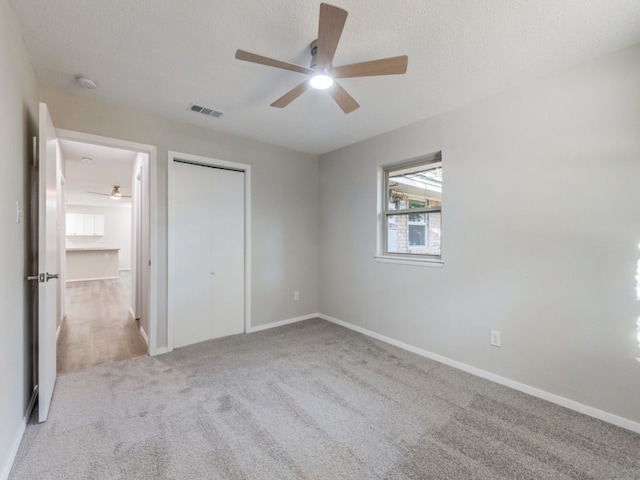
[66,276,119,283]
[55,129,158,356]
[319,313,640,434]
[118,268,131,272]
[245,167,252,337]
[247,313,319,333]
[128,307,135,321]
[1,387,37,480]
[139,325,149,346]
[152,346,170,356]
[147,147,159,356]
[1,419,25,480]
[167,151,252,352]
[377,154,445,266]
[374,255,444,267]
[56,129,155,155]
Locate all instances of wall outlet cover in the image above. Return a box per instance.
[490,330,501,347]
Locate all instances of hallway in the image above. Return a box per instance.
[57,272,147,374]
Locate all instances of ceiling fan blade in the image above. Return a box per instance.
[87,191,131,198]
[235,49,313,75]
[270,81,311,108]
[316,3,348,68]
[328,82,359,114]
[333,55,408,79]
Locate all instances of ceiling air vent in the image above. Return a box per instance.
[188,103,223,118]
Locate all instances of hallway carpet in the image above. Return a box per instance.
[10,319,640,479]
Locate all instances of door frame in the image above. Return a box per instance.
[167,151,252,352]
[56,129,161,355]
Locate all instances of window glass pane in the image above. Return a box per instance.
[386,212,441,255]
[388,165,442,211]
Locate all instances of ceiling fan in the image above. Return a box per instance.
[88,185,131,200]
[235,3,408,114]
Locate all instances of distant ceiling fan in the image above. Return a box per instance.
[88,185,131,200]
[235,3,408,114]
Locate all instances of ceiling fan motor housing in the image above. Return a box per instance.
[310,39,320,69]
[234,3,407,113]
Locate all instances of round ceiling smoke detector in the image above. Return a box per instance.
[75,75,97,89]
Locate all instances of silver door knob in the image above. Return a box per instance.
[26,273,57,282]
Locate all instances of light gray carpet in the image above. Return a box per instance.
[10,319,640,479]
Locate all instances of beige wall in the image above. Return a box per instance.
[319,44,640,425]
[41,88,320,349]
[0,1,40,476]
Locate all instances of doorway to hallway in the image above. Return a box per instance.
[56,138,150,373]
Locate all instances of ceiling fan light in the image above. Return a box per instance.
[309,74,334,90]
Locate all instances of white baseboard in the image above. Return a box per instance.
[128,307,136,322]
[139,325,149,346]
[150,346,170,356]
[319,313,640,434]
[0,420,25,480]
[247,313,319,333]
[1,387,37,480]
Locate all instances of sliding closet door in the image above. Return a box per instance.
[171,161,245,348]
[209,167,245,338]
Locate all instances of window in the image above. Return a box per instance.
[382,153,442,259]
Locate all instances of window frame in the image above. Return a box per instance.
[378,152,443,266]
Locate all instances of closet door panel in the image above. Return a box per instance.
[171,162,215,348]
[210,169,245,338]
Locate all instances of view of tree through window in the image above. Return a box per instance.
[383,155,442,257]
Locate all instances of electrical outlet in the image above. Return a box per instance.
[490,330,501,347]
[294,291,299,301]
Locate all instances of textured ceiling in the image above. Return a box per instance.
[11,0,640,155]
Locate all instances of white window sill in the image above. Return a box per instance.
[374,255,444,268]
